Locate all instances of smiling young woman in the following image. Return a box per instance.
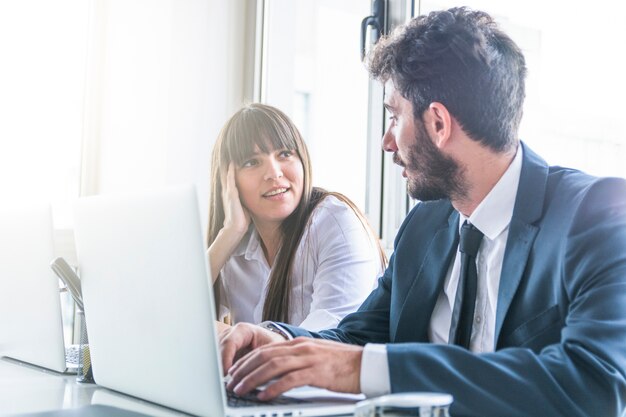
[207,103,386,330]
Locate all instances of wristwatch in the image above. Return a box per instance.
[259,321,293,340]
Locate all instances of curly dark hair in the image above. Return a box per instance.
[367,7,526,152]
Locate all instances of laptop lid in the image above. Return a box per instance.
[74,185,225,417]
[74,185,360,417]
[0,204,69,373]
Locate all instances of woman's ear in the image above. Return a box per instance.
[425,102,452,149]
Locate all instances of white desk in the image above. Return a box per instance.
[0,358,188,416]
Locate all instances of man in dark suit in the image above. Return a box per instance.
[220,7,626,416]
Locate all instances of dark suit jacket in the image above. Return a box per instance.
[282,143,626,417]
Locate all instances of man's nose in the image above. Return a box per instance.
[263,158,283,180]
[382,126,398,153]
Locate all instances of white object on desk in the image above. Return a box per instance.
[0,203,76,374]
[355,393,453,417]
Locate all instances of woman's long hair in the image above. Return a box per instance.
[208,103,385,323]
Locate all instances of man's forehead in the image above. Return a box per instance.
[383,80,411,112]
[383,80,399,106]
[384,79,396,97]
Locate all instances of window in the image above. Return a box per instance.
[258,0,383,231]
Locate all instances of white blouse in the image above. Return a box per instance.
[217,195,382,331]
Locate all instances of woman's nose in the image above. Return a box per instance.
[263,158,283,180]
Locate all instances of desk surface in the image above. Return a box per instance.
[0,358,187,416]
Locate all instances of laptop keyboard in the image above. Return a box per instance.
[227,388,310,408]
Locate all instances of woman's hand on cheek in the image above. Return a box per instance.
[221,162,251,236]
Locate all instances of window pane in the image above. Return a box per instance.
[262,0,373,211]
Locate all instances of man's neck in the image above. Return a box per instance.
[452,145,517,217]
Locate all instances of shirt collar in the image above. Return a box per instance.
[460,145,523,240]
[230,227,265,263]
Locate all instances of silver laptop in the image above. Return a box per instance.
[0,203,78,373]
[73,185,360,417]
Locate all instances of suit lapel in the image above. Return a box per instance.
[494,143,548,346]
[494,219,538,344]
[392,211,460,342]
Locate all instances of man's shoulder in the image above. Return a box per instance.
[520,142,625,203]
[535,165,626,237]
[545,165,626,202]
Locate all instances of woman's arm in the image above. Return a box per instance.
[207,163,250,282]
[208,227,247,283]
[298,197,382,330]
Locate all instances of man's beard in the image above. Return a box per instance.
[394,120,467,202]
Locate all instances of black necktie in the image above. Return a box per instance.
[449,221,484,349]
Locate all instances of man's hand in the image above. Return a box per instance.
[215,320,231,335]
[226,337,363,400]
[220,322,286,375]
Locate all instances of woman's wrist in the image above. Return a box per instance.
[208,227,248,282]
[219,224,248,242]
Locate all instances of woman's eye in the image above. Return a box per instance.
[278,150,293,158]
[241,159,258,168]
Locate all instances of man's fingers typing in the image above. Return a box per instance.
[227,345,306,391]
[257,369,316,401]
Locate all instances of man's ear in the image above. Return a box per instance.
[425,102,452,148]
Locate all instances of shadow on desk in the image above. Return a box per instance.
[91,390,189,417]
[0,358,187,417]
[6,404,157,417]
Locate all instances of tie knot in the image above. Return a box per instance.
[460,221,483,257]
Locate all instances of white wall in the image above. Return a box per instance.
[0,0,88,228]
[0,0,252,264]
[84,0,250,234]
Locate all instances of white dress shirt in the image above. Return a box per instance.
[218,195,382,331]
[361,146,523,397]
